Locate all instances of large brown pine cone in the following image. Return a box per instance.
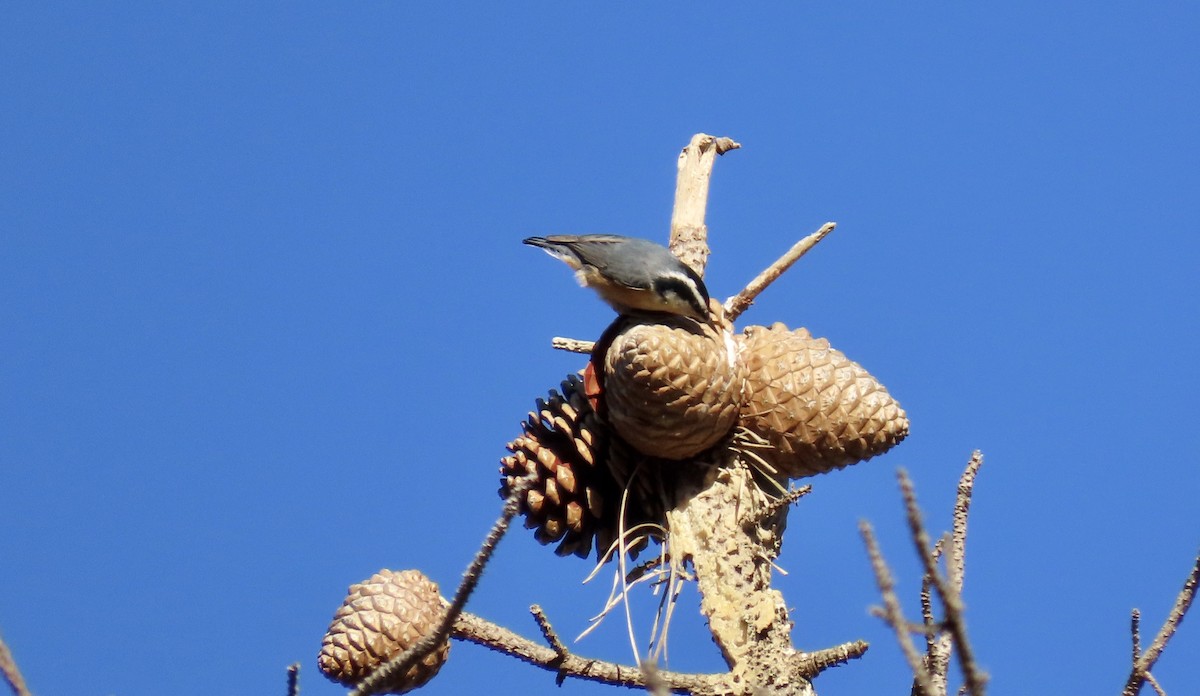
[737,323,908,478]
[317,569,450,694]
[500,375,656,559]
[596,314,746,460]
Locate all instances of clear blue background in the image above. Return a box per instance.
[3,4,1198,695]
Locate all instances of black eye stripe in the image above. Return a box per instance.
[653,276,709,314]
[681,266,710,303]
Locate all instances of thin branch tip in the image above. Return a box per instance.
[713,137,741,154]
[285,662,300,696]
[551,336,595,354]
[530,604,568,658]
[724,222,836,321]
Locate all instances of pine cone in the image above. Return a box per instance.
[596,314,745,460]
[500,375,654,559]
[318,569,450,694]
[737,323,908,478]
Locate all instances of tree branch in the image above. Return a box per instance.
[0,631,31,696]
[551,336,596,354]
[923,451,985,694]
[865,455,990,696]
[669,133,739,276]
[898,469,988,696]
[452,608,727,694]
[724,222,836,322]
[860,519,938,696]
[919,538,948,696]
[1130,609,1142,668]
[791,640,870,677]
[285,662,300,696]
[453,603,862,694]
[1122,549,1200,696]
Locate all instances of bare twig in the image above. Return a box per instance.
[1140,549,1200,665]
[350,475,536,696]
[749,484,812,527]
[949,452,984,594]
[459,602,863,694]
[791,640,871,677]
[669,133,739,276]
[919,451,985,695]
[860,519,938,696]
[1130,609,1142,667]
[921,538,945,652]
[529,605,568,658]
[530,605,569,685]
[285,662,300,696]
[452,609,725,694]
[1122,549,1200,696]
[898,469,988,696]
[0,631,31,696]
[724,222,836,322]
[551,336,595,354]
[924,534,956,696]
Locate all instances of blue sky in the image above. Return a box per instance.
[2,4,1198,695]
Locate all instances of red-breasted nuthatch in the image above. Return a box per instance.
[523,234,712,322]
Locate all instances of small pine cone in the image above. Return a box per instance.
[597,314,746,460]
[318,569,450,694]
[500,375,625,559]
[738,323,908,478]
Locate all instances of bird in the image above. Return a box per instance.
[523,234,712,322]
